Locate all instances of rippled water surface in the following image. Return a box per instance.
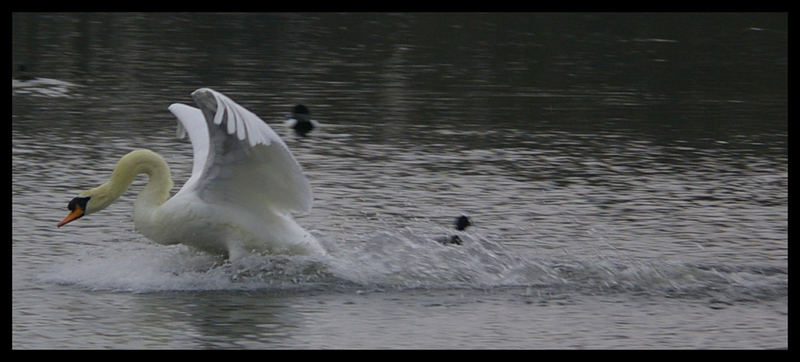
[12,13,787,349]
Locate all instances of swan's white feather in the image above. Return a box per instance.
[168,88,312,215]
[167,103,208,192]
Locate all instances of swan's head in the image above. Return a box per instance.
[57,187,113,227]
[57,149,171,228]
[57,195,91,227]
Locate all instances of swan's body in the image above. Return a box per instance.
[58,88,325,259]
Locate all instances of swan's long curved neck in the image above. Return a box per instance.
[82,149,173,213]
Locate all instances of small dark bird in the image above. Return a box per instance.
[454,215,472,231]
[436,215,472,245]
[285,104,319,137]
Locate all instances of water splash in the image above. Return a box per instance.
[321,229,554,290]
[40,226,787,301]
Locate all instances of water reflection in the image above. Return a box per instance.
[132,292,301,348]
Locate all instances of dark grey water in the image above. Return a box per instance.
[12,13,787,349]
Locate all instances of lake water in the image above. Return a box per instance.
[12,13,787,349]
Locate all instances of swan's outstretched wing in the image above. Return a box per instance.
[167,103,208,191]
[168,88,312,214]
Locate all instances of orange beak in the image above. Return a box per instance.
[57,205,84,227]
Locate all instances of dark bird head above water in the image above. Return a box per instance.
[287,104,316,137]
[292,104,310,119]
[455,215,472,231]
[436,215,473,246]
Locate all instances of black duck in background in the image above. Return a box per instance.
[285,104,319,137]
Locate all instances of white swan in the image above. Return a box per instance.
[57,88,326,259]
